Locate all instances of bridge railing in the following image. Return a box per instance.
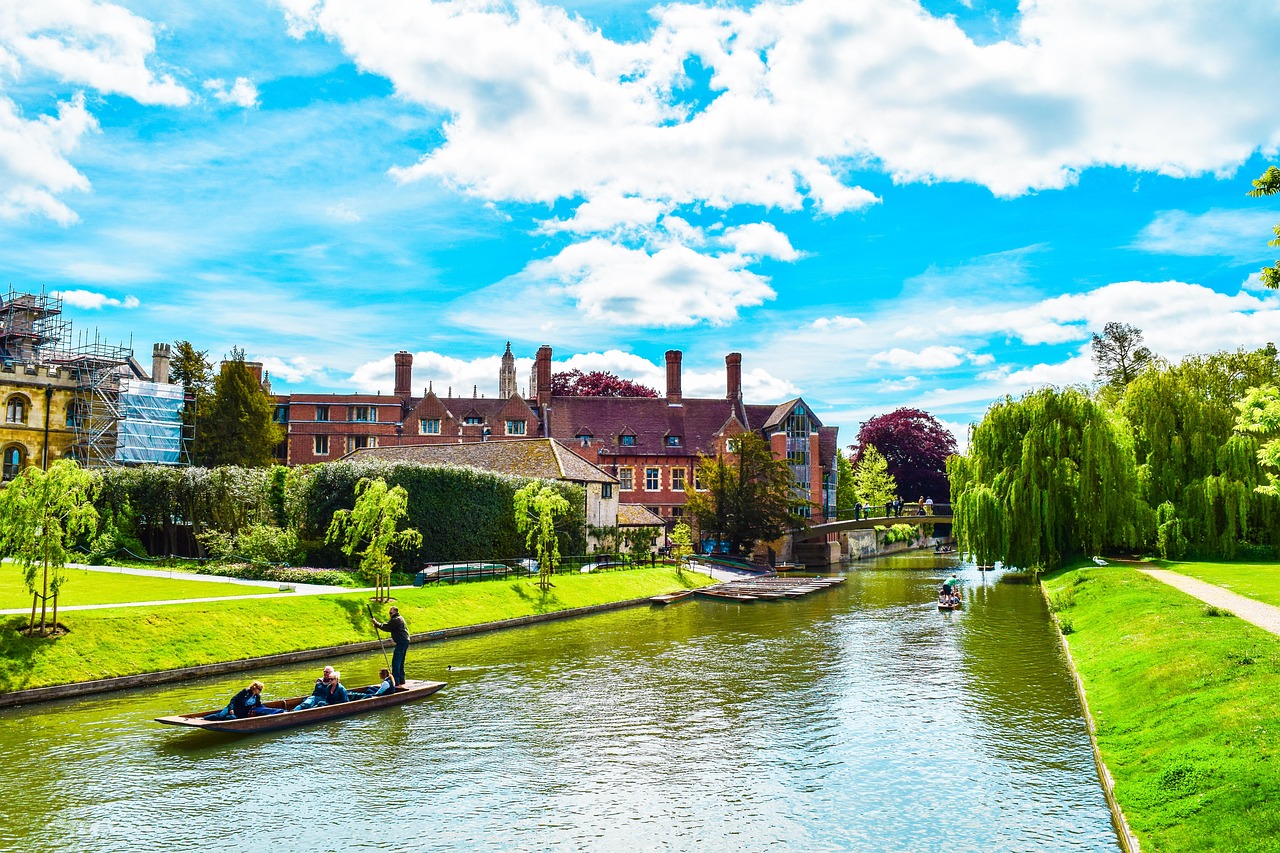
[827,502,952,521]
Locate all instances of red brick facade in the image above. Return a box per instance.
[273,346,838,529]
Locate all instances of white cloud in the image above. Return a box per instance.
[0,2,191,105]
[877,376,920,393]
[519,237,776,327]
[868,346,988,369]
[719,222,801,261]
[811,315,865,330]
[53,288,139,309]
[1131,209,1278,259]
[0,2,192,223]
[285,0,1280,208]
[203,77,260,109]
[257,355,327,385]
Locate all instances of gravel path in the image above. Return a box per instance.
[1135,565,1280,638]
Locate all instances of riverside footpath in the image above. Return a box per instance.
[1120,559,1280,638]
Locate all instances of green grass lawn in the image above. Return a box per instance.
[1152,559,1280,608]
[0,562,279,609]
[1044,562,1280,852]
[0,566,710,692]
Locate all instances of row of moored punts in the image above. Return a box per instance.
[653,575,845,605]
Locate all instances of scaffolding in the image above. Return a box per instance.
[1,287,191,468]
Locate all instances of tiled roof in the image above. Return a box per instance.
[344,438,616,483]
[546,396,748,456]
[617,504,666,527]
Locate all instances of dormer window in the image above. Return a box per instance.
[464,415,484,425]
[578,434,591,447]
[665,435,682,447]
[620,434,636,447]
[350,406,373,423]
[420,418,440,435]
[506,419,526,436]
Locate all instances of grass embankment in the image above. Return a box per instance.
[0,562,274,609]
[1152,559,1280,608]
[1043,563,1280,852]
[0,567,710,693]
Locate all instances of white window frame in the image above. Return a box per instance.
[506,419,526,436]
[618,467,634,491]
[314,435,329,456]
[645,467,661,491]
[421,418,441,435]
[671,468,686,492]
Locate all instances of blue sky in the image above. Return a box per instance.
[2,0,1279,448]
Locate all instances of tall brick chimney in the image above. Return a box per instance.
[535,345,553,408]
[394,351,413,401]
[666,350,682,406]
[151,343,171,384]
[726,352,742,401]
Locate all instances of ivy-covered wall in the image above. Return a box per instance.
[93,461,587,568]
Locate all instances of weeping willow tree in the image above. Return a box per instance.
[1120,346,1280,557]
[947,388,1142,570]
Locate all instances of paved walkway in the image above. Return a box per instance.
[0,562,390,616]
[1136,565,1280,638]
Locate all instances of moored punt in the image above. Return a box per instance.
[155,679,446,734]
[695,588,759,602]
[650,590,696,605]
[772,562,807,572]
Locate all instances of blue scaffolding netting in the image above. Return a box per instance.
[115,378,185,465]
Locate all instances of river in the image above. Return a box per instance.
[0,552,1119,852]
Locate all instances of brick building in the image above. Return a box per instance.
[273,343,839,532]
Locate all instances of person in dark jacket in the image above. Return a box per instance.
[372,606,410,686]
[205,680,283,720]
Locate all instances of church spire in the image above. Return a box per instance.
[499,341,517,398]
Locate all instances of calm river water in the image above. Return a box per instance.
[0,553,1119,852]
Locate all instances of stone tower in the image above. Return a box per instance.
[499,341,517,399]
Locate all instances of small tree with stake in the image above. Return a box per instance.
[514,482,571,591]
[0,460,99,637]
[326,477,421,602]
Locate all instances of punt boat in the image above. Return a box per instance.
[155,679,446,733]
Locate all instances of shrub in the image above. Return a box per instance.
[190,561,355,586]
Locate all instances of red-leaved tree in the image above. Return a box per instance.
[551,370,658,397]
[850,408,957,502]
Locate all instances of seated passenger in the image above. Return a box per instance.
[352,668,395,699]
[205,680,283,720]
[294,670,350,710]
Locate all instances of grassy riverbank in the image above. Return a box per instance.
[1043,562,1280,852]
[1153,559,1280,608]
[0,562,277,609]
[0,567,708,693]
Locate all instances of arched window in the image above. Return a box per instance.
[5,395,28,424]
[66,401,82,428]
[1,445,25,481]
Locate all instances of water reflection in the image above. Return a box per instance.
[0,553,1118,852]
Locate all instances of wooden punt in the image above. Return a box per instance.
[695,588,759,602]
[650,590,696,605]
[155,679,446,733]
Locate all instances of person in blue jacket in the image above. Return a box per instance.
[204,680,283,720]
[294,670,350,710]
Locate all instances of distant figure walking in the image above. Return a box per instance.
[925,496,935,516]
[372,605,411,686]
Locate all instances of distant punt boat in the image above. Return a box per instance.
[155,679,446,734]
[695,588,759,602]
[650,590,696,605]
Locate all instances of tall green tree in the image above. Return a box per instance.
[1247,165,1280,290]
[193,347,282,467]
[1235,383,1280,496]
[1091,322,1155,389]
[326,477,421,601]
[851,444,897,508]
[1120,346,1280,556]
[947,387,1142,570]
[835,451,859,514]
[514,482,572,590]
[684,432,803,556]
[0,460,99,635]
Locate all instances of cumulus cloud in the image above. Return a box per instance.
[278,0,1280,331]
[0,2,192,223]
[346,346,797,401]
[520,237,776,327]
[54,288,139,309]
[811,315,866,330]
[257,355,327,385]
[203,77,260,109]
[868,346,989,370]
